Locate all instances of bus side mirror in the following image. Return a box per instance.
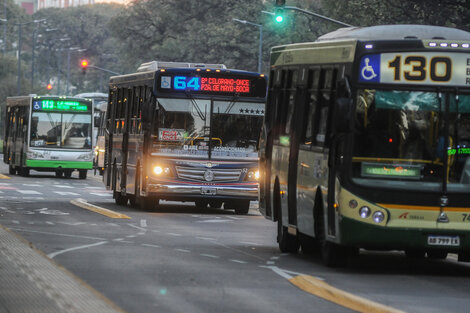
[334,97,353,133]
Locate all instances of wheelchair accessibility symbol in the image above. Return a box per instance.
[359,55,380,83]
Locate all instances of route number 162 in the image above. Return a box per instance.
[388,55,452,82]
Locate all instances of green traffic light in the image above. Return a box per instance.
[275,15,283,23]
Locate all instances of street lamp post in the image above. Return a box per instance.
[0,17,6,56]
[66,47,86,95]
[14,18,46,95]
[232,18,263,73]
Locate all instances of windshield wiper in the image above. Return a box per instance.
[184,91,206,121]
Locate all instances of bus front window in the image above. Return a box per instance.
[352,89,470,191]
[30,112,92,149]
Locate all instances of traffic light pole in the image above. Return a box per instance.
[274,6,353,28]
[88,65,121,76]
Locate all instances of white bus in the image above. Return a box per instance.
[3,95,94,178]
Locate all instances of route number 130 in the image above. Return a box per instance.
[388,55,452,82]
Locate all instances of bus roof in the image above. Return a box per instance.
[74,92,108,99]
[317,24,470,42]
[137,61,227,73]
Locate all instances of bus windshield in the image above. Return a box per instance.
[152,98,263,158]
[352,89,470,191]
[30,112,92,149]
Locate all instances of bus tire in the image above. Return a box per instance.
[209,200,223,209]
[9,165,16,175]
[299,233,319,254]
[195,200,207,209]
[114,189,128,206]
[19,167,29,177]
[56,170,63,178]
[234,200,250,215]
[78,170,87,179]
[427,251,448,260]
[64,170,73,178]
[321,241,349,267]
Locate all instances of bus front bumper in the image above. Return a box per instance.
[146,183,258,200]
[340,216,470,253]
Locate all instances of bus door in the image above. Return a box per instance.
[104,89,117,188]
[120,88,131,193]
[286,68,309,233]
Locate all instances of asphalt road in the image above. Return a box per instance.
[1,162,470,313]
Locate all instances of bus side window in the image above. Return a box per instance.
[284,69,298,135]
[316,68,337,147]
[303,69,320,145]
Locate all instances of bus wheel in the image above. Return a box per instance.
[321,241,349,267]
[64,170,73,178]
[277,217,299,253]
[19,167,29,177]
[405,249,425,259]
[114,190,128,206]
[195,200,207,209]
[209,200,223,209]
[234,200,250,215]
[299,233,319,254]
[56,170,63,178]
[78,170,87,179]
[9,165,16,175]
[427,251,448,260]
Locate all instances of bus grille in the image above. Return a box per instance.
[175,166,242,182]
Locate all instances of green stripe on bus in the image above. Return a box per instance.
[26,160,93,169]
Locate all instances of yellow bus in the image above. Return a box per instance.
[260,25,470,266]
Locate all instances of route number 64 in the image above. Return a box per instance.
[388,55,452,82]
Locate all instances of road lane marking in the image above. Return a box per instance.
[142,243,161,248]
[230,259,247,264]
[55,191,80,196]
[17,190,41,194]
[48,241,108,259]
[200,253,219,259]
[289,275,407,313]
[175,248,190,253]
[71,199,131,219]
[0,174,10,179]
[140,219,147,228]
[128,224,146,231]
[168,233,182,236]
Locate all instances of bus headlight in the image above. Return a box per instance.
[246,169,260,181]
[26,151,44,159]
[359,206,371,219]
[77,151,93,161]
[152,165,171,176]
[372,211,385,223]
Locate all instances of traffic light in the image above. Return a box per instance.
[80,59,89,74]
[274,8,284,23]
[274,0,285,23]
[46,83,53,90]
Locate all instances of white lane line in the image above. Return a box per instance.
[22,184,41,187]
[89,193,111,197]
[47,241,108,259]
[128,223,147,232]
[260,265,309,280]
[53,185,74,189]
[201,254,219,259]
[230,259,248,264]
[196,219,233,223]
[17,190,42,195]
[142,243,160,248]
[197,236,216,241]
[266,261,275,265]
[8,227,106,240]
[140,219,147,228]
[45,221,55,225]
[54,191,80,196]
[167,233,182,236]
[126,235,137,238]
[12,220,20,224]
[175,248,190,253]
[270,256,280,260]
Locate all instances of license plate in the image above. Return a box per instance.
[200,187,216,195]
[427,235,460,247]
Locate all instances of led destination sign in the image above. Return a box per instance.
[361,163,421,180]
[32,99,91,112]
[158,72,267,98]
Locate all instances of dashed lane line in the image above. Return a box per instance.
[71,198,131,219]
